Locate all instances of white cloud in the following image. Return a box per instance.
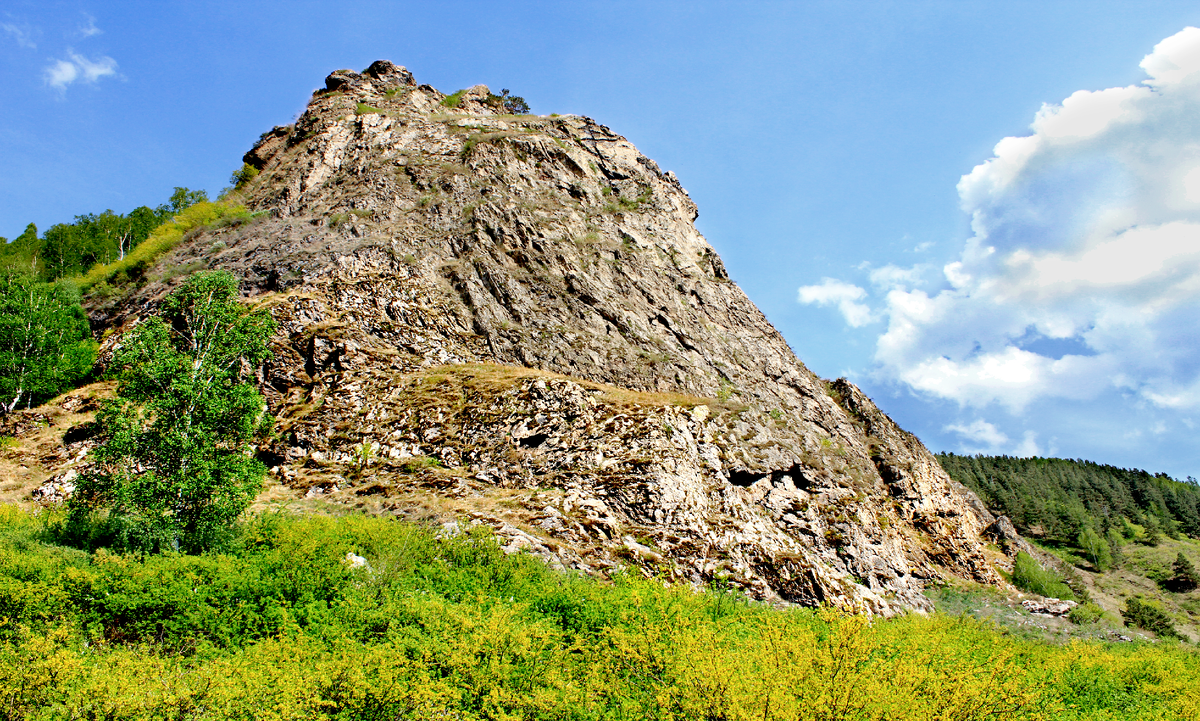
[77,14,102,38]
[1,22,36,49]
[1013,430,1041,458]
[798,278,873,327]
[44,50,118,90]
[811,26,1200,417]
[867,264,926,291]
[944,419,1008,451]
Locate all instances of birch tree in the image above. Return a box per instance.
[68,270,275,552]
[0,270,96,412]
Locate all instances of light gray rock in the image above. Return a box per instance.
[86,61,1012,615]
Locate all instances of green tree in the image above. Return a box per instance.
[1122,597,1182,639]
[160,186,209,216]
[1077,526,1113,571]
[1105,527,1124,569]
[68,271,275,552]
[0,270,96,411]
[1167,552,1199,592]
[1141,515,1163,546]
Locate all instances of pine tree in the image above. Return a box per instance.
[1167,552,1199,592]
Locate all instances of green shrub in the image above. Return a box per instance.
[230,162,260,188]
[1068,602,1104,625]
[355,102,382,115]
[4,506,1200,718]
[1122,597,1182,640]
[398,455,440,473]
[1012,552,1076,600]
[440,89,466,108]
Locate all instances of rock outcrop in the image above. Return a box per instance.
[84,61,1009,613]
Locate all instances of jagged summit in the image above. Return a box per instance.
[88,61,1014,613]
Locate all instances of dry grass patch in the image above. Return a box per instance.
[0,381,115,506]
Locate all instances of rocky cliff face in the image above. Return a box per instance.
[85,61,1008,613]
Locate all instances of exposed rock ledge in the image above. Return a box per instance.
[76,61,1016,614]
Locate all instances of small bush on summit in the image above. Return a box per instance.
[440,89,466,108]
[495,88,530,114]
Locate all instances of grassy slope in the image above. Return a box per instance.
[936,454,1200,642]
[3,506,1200,720]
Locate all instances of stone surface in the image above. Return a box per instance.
[81,62,1016,613]
[1022,598,1078,616]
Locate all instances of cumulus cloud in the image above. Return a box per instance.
[809,27,1200,421]
[798,278,873,327]
[44,50,118,90]
[1,22,37,49]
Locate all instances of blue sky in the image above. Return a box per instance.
[4,1,1200,478]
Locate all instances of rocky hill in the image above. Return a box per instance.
[61,62,1015,614]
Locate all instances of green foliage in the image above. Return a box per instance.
[1166,552,1200,592]
[352,441,376,473]
[1106,527,1126,568]
[0,270,96,411]
[1077,526,1113,571]
[1068,602,1105,625]
[1140,514,1164,546]
[3,506,1200,719]
[440,89,466,108]
[1012,551,1076,600]
[230,162,260,188]
[355,102,382,115]
[938,453,1200,547]
[67,271,275,553]
[486,88,530,115]
[603,185,654,214]
[717,379,735,402]
[78,200,250,291]
[398,455,440,473]
[1121,597,1183,640]
[0,188,207,283]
